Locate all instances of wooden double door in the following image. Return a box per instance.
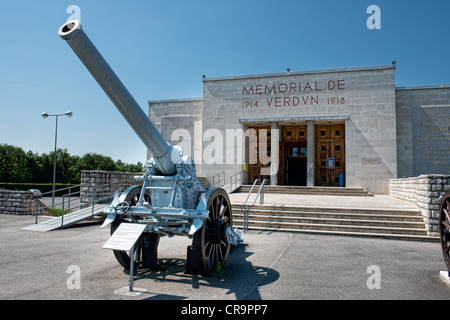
[316,125,345,187]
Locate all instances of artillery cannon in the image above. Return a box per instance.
[58,20,242,276]
[439,192,450,273]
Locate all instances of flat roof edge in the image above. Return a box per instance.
[203,65,396,82]
[395,84,450,91]
[148,98,203,104]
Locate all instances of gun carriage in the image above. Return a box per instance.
[439,192,450,272]
[58,20,242,276]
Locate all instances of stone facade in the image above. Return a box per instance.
[148,98,203,171]
[395,85,450,178]
[202,65,397,194]
[148,65,450,195]
[80,170,141,203]
[150,65,400,194]
[390,174,450,235]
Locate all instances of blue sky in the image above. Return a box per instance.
[1,0,449,164]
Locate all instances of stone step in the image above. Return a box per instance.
[233,225,438,242]
[233,219,428,236]
[231,204,421,217]
[232,213,425,228]
[229,203,437,241]
[236,185,372,196]
[232,209,423,222]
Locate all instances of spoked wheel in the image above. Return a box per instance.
[192,188,233,277]
[439,192,450,271]
[110,186,156,270]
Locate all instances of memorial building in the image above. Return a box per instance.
[148,64,450,194]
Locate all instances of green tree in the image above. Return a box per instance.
[115,159,144,173]
[0,144,34,182]
[78,153,117,172]
[0,144,144,184]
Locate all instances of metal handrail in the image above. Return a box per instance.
[229,171,241,193]
[212,171,225,187]
[34,178,137,226]
[240,179,267,232]
[39,184,81,197]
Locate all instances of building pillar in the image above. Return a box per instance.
[270,122,279,185]
[307,121,315,187]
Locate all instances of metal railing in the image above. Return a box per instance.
[229,171,241,193]
[33,184,81,224]
[240,179,267,232]
[212,171,225,188]
[33,178,137,227]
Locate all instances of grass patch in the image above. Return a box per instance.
[50,208,72,216]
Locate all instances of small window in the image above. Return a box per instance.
[289,147,299,157]
[287,131,292,136]
[335,145,340,151]
[335,130,340,136]
[321,146,326,151]
[321,131,326,136]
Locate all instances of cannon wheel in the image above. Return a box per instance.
[110,185,153,270]
[440,192,450,271]
[192,188,233,277]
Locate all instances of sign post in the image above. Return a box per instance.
[103,223,147,291]
[326,158,335,186]
[129,243,136,291]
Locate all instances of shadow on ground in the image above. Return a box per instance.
[122,243,279,300]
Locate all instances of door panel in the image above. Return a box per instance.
[316,125,345,186]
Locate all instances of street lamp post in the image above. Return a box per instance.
[41,111,73,208]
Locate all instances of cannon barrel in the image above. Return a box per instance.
[58,20,178,175]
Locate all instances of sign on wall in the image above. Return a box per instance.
[326,157,336,169]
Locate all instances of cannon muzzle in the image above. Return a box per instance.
[58,20,178,175]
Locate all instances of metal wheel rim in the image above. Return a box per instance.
[440,192,450,271]
[193,188,232,277]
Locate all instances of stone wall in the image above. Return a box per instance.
[395,85,450,178]
[201,65,397,194]
[390,174,450,235]
[80,170,141,203]
[0,189,48,215]
[148,98,203,174]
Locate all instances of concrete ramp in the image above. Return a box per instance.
[21,203,108,232]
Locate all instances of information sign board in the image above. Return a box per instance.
[103,223,146,251]
[326,157,335,169]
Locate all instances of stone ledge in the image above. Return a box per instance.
[390,175,450,235]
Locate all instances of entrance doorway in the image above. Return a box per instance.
[286,156,307,185]
[279,126,307,186]
[248,125,308,186]
[316,124,345,186]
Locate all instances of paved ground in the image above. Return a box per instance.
[2,214,449,300]
[39,196,82,210]
[228,193,419,211]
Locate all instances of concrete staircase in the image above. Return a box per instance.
[236,185,373,197]
[231,204,437,242]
